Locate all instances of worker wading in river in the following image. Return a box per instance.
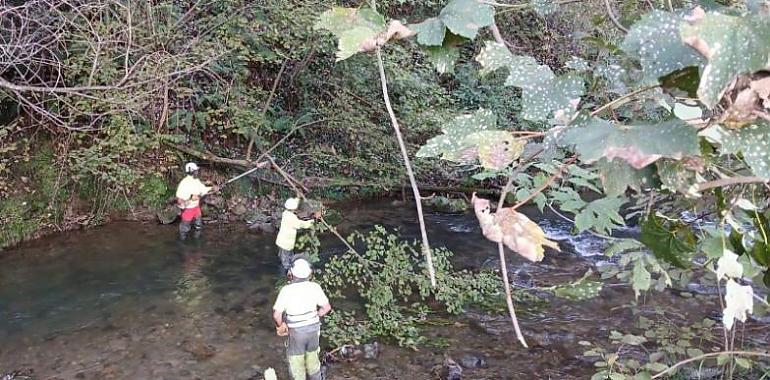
[175,162,218,240]
[276,198,319,270]
[273,259,332,380]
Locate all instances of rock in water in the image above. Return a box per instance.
[442,355,463,380]
[157,205,179,225]
[457,353,486,369]
[263,368,277,380]
[363,342,379,359]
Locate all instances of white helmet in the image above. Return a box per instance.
[284,197,300,210]
[290,258,312,279]
[185,162,199,173]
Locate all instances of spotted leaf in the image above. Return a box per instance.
[531,0,557,16]
[621,11,704,83]
[553,280,603,301]
[416,109,497,161]
[702,123,770,178]
[464,131,526,170]
[476,41,584,122]
[560,116,700,169]
[597,158,657,196]
[439,0,495,39]
[682,10,770,107]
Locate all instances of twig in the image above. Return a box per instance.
[693,176,769,192]
[651,351,770,379]
[591,85,658,116]
[603,0,628,33]
[511,156,576,211]
[375,46,436,287]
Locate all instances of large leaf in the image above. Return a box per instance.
[723,279,754,330]
[439,0,495,39]
[416,110,525,170]
[596,158,657,196]
[682,10,770,107]
[315,7,386,61]
[639,214,695,269]
[621,11,704,83]
[425,46,460,74]
[476,42,584,122]
[471,194,560,261]
[632,260,652,298]
[410,17,446,46]
[574,197,626,235]
[553,279,603,301]
[561,116,700,169]
[702,123,770,179]
[417,109,497,161]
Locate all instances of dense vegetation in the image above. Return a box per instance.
[4,0,770,378]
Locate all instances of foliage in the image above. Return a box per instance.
[316,226,501,348]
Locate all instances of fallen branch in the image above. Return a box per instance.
[693,176,769,192]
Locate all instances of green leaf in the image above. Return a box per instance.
[735,357,752,369]
[597,158,657,197]
[751,240,770,266]
[410,17,446,46]
[632,260,652,298]
[561,116,700,169]
[705,123,770,179]
[315,7,386,61]
[620,333,648,345]
[574,197,626,235]
[476,42,584,122]
[633,372,652,380]
[681,11,770,107]
[553,280,603,301]
[605,239,645,257]
[425,46,460,74]
[657,159,696,193]
[417,109,497,161]
[639,214,695,269]
[439,0,495,39]
[621,11,704,83]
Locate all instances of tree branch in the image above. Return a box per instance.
[693,176,770,192]
[376,46,437,287]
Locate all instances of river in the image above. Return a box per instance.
[0,201,751,379]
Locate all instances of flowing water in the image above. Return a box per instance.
[0,201,751,379]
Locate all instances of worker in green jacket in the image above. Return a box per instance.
[276,197,318,270]
[273,258,332,380]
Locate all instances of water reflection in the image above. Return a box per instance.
[173,239,211,309]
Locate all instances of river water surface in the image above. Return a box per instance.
[0,201,754,379]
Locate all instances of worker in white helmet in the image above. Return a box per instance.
[175,162,218,239]
[276,197,319,270]
[273,258,331,380]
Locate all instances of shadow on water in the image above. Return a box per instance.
[0,201,736,379]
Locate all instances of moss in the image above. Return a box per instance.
[0,196,41,249]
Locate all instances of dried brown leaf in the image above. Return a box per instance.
[471,194,559,262]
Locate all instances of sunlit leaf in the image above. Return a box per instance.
[682,10,770,107]
[315,7,386,61]
[561,116,700,169]
[621,11,704,83]
[632,260,652,298]
[465,131,526,170]
[471,193,560,261]
[417,109,497,161]
[723,279,753,330]
[717,249,744,280]
[425,45,460,74]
